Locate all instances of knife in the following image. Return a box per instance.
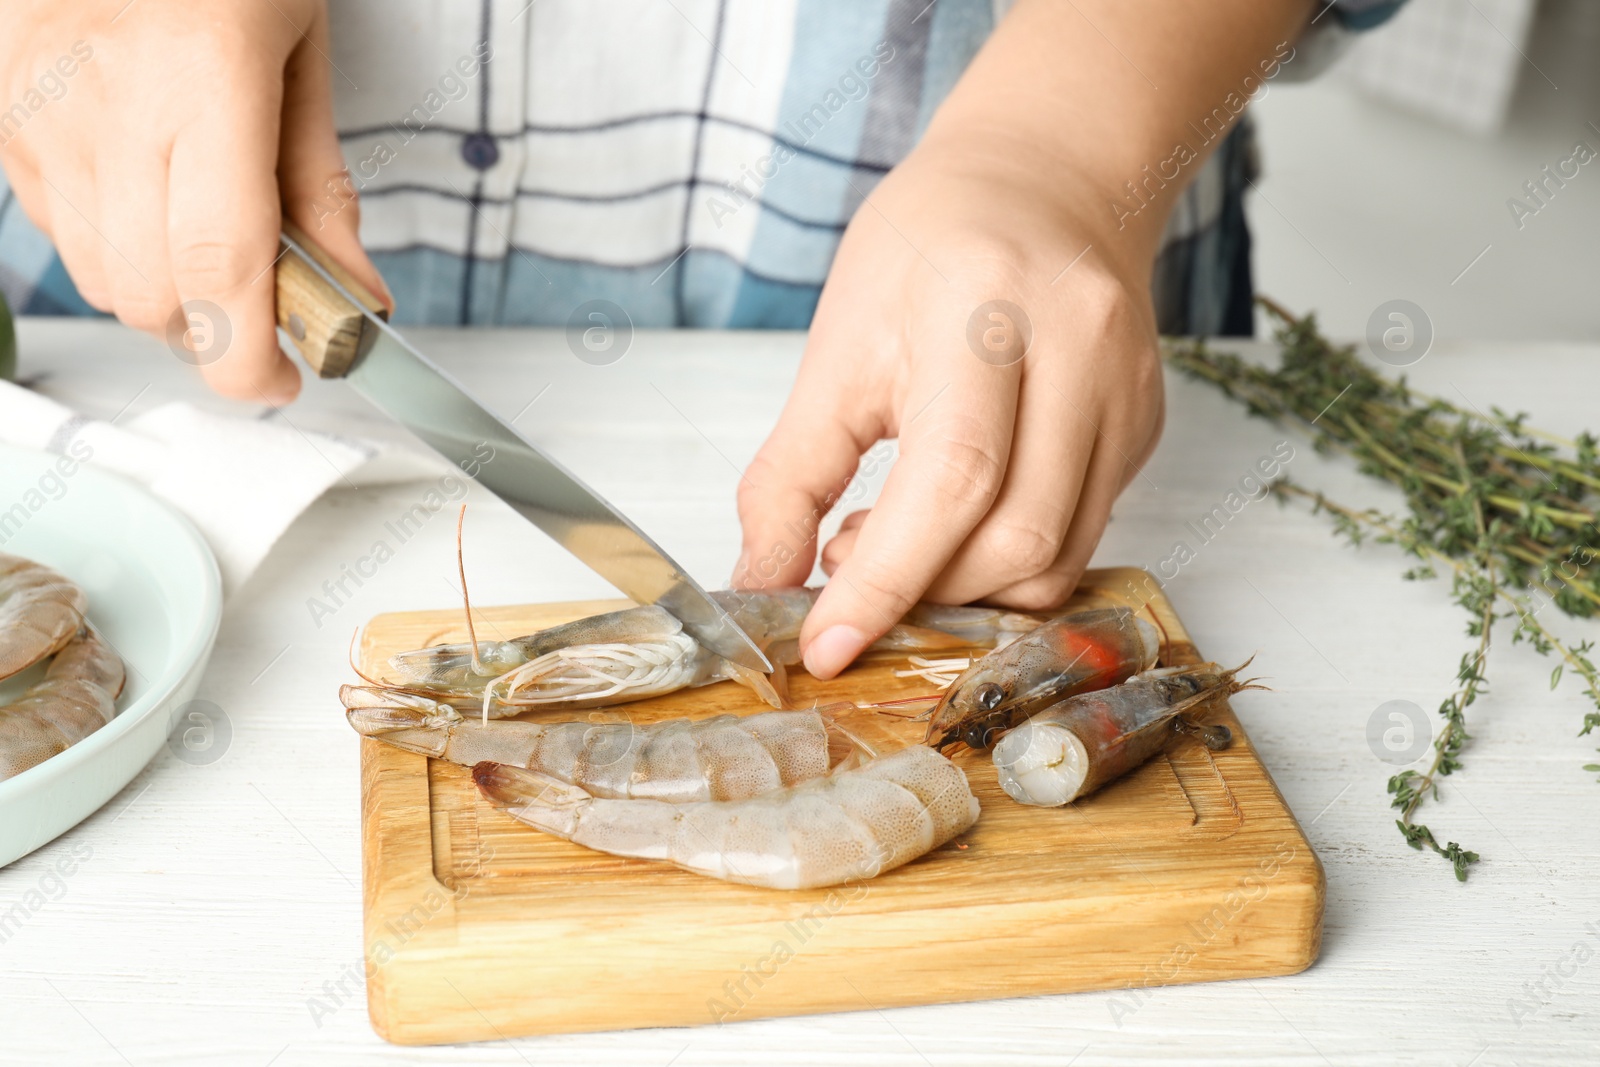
[272,223,772,675]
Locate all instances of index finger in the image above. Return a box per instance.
[165,56,297,404]
[799,318,1023,678]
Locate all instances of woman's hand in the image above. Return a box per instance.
[733,0,1308,678]
[734,137,1163,678]
[0,0,387,404]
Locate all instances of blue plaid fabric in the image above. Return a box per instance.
[0,0,1406,337]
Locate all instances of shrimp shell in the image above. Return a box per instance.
[0,627,126,781]
[343,684,834,802]
[472,744,980,890]
[992,662,1244,807]
[0,553,88,682]
[924,607,1160,752]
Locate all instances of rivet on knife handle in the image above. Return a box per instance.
[275,222,389,379]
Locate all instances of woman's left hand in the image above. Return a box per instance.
[732,0,1308,679]
[732,131,1165,679]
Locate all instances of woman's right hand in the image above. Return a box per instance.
[0,0,388,403]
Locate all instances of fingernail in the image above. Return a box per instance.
[803,625,870,680]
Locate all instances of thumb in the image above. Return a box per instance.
[276,16,392,311]
[734,390,874,593]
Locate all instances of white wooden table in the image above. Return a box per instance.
[3,320,1597,1066]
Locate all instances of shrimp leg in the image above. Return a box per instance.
[472,744,980,890]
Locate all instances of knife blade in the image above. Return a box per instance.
[273,224,771,675]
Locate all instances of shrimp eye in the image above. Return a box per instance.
[974,682,1005,711]
[964,723,997,750]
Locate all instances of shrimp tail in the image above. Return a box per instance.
[472,761,590,836]
[474,761,686,865]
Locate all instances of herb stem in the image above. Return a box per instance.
[1174,301,1600,880]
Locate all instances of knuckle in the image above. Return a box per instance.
[1124,339,1162,394]
[169,239,259,295]
[734,480,758,517]
[739,445,800,501]
[736,456,777,511]
[918,433,1005,510]
[985,519,1062,576]
[1070,272,1157,352]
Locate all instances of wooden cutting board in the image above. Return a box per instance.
[355,567,1324,1045]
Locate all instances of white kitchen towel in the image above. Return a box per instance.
[0,380,436,596]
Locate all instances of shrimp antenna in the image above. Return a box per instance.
[856,693,943,719]
[456,505,488,679]
[860,693,944,708]
[346,627,393,689]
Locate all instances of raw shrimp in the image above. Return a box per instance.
[923,607,1160,752]
[382,590,1042,716]
[992,662,1251,807]
[0,626,126,781]
[472,743,979,890]
[343,684,838,801]
[385,604,693,698]
[0,553,88,681]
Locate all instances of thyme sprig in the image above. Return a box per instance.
[1166,300,1600,880]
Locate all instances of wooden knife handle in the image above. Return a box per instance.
[275,221,388,379]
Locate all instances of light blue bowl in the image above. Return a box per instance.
[0,443,221,867]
